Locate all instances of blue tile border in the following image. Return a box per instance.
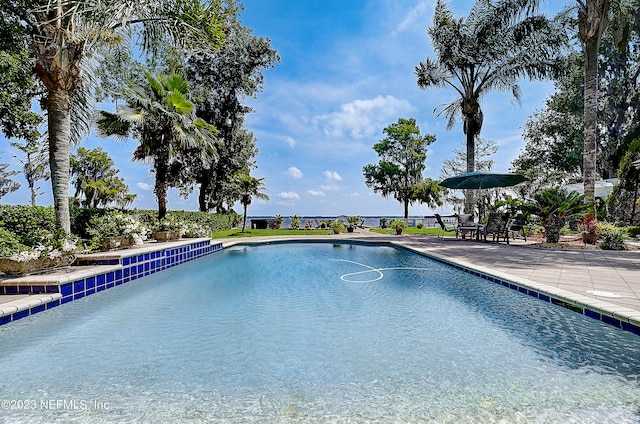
[0,240,223,326]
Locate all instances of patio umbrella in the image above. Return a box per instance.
[439,171,527,190]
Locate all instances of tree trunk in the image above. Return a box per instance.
[404,199,409,219]
[242,203,248,231]
[583,36,599,210]
[464,126,476,216]
[47,90,72,233]
[155,151,170,220]
[198,172,212,212]
[579,0,610,212]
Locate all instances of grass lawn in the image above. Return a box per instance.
[210,228,336,238]
[210,227,448,238]
[370,227,444,236]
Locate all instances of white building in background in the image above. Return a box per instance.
[563,178,619,199]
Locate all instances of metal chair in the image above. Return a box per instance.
[481,212,511,244]
[435,214,457,239]
[456,214,480,240]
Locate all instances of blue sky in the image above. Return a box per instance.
[2,0,574,217]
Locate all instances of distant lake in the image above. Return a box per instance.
[246,215,455,229]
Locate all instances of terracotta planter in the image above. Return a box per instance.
[395,227,403,235]
[582,233,598,245]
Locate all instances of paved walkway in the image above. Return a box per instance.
[2,230,639,329]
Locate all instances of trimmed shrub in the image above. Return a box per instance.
[0,205,57,240]
[599,223,627,250]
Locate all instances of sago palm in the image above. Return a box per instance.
[96,72,218,220]
[415,0,569,214]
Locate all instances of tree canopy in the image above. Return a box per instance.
[363,118,443,218]
[96,72,217,219]
[416,0,570,213]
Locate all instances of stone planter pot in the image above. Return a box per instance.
[395,227,404,235]
[0,254,76,276]
[100,236,133,251]
[152,231,181,242]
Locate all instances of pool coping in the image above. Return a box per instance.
[0,235,638,336]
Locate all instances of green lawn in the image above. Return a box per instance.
[210,227,446,238]
[370,227,444,236]
[209,228,336,238]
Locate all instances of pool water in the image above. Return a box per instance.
[0,242,639,423]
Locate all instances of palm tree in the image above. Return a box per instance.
[96,72,217,220]
[415,0,569,215]
[578,0,611,210]
[235,173,269,232]
[21,0,225,233]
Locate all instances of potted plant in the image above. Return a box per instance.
[379,218,388,229]
[331,220,345,234]
[319,219,331,229]
[345,216,361,233]
[522,188,591,243]
[0,228,78,276]
[578,214,600,244]
[290,215,301,230]
[88,212,148,250]
[182,222,208,238]
[153,218,184,241]
[390,219,408,235]
[274,214,283,229]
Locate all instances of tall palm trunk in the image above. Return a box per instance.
[583,37,599,209]
[579,0,610,212]
[155,174,169,221]
[242,202,248,231]
[47,90,72,233]
[32,3,83,233]
[462,96,481,216]
[464,127,476,216]
[155,145,171,220]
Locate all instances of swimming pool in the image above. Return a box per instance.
[0,242,639,422]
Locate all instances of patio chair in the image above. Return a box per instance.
[481,212,511,244]
[456,214,480,240]
[435,214,457,239]
[509,214,527,241]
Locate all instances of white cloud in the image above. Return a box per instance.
[286,137,296,148]
[323,170,342,181]
[288,166,303,179]
[395,1,431,34]
[136,182,152,191]
[278,191,300,199]
[307,190,326,197]
[313,95,414,139]
[320,184,340,192]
